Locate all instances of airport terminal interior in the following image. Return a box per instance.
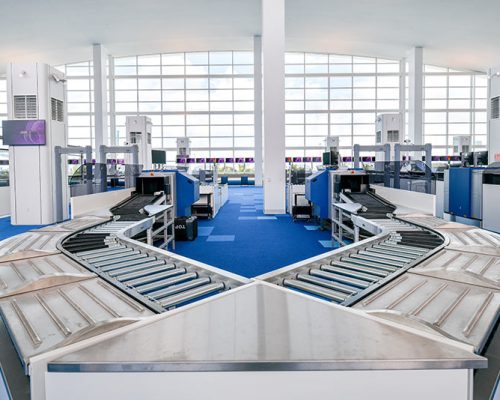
[0,1,499,399]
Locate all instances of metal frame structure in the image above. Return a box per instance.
[393,143,432,193]
[98,144,139,192]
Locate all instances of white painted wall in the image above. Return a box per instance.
[45,369,470,400]
[488,67,500,164]
[70,188,134,218]
[0,187,9,216]
[373,185,436,215]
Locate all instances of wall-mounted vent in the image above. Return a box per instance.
[51,98,64,122]
[491,96,500,119]
[387,130,400,143]
[14,95,37,119]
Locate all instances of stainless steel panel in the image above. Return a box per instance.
[0,232,67,259]
[0,254,95,298]
[0,278,153,369]
[354,273,500,352]
[439,228,500,256]
[49,283,486,372]
[411,249,500,290]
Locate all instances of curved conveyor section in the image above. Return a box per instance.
[60,219,244,313]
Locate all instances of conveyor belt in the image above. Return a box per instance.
[61,219,238,313]
[267,215,445,307]
[344,191,396,219]
[110,193,163,221]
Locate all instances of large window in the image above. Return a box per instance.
[55,62,96,148]
[113,51,254,163]
[423,65,487,155]
[285,53,401,157]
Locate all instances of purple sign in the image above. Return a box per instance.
[207,158,216,163]
[303,156,312,162]
[196,158,206,163]
[361,156,374,162]
[312,156,322,162]
[217,158,225,163]
[2,120,46,146]
[236,157,245,163]
[245,157,255,163]
[292,157,302,162]
[176,158,187,164]
[343,156,353,162]
[225,158,235,163]
[187,158,196,164]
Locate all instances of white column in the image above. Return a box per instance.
[262,0,286,214]
[488,67,500,163]
[407,47,424,145]
[399,58,406,138]
[253,35,263,186]
[93,43,108,161]
[108,54,116,146]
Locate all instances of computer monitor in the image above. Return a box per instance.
[245,157,255,163]
[475,151,488,166]
[2,120,46,145]
[152,150,166,164]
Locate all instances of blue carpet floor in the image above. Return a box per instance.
[0,216,46,241]
[173,186,337,278]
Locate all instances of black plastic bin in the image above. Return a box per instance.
[174,216,198,241]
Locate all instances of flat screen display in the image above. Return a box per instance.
[196,158,206,163]
[292,157,302,162]
[361,156,374,162]
[343,156,353,162]
[176,158,187,164]
[207,158,216,163]
[312,157,322,162]
[217,158,225,163]
[303,156,312,162]
[152,150,166,164]
[225,158,235,163]
[2,120,46,146]
[245,157,255,163]
[187,158,196,164]
[432,156,441,161]
[236,157,245,163]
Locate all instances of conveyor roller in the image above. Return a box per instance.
[283,279,347,302]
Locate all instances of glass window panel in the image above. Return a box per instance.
[162,102,185,112]
[306,89,328,100]
[475,87,487,99]
[475,112,487,123]
[138,66,161,75]
[187,114,209,125]
[67,103,91,113]
[425,88,447,99]
[210,102,233,112]
[329,64,352,73]
[68,116,91,126]
[474,124,487,135]
[190,138,210,147]
[211,114,233,125]
[353,76,375,87]
[329,55,352,63]
[305,136,325,147]
[164,114,185,125]
[234,125,254,136]
[138,79,161,89]
[449,87,470,98]
[305,53,328,64]
[211,137,233,147]
[185,52,208,65]
[162,66,184,75]
[305,77,328,88]
[186,90,209,101]
[425,99,447,109]
[305,113,328,124]
[233,65,253,74]
[353,124,374,135]
[67,91,90,102]
[331,125,352,135]
[424,124,446,135]
[234,114,254,125]
[426,135,447,145]
[115,56,137,66]
[67,79,90,90]
[305,125,328,136]
[234,89,253,101]
[305,64,328,74]
[330,89,351,100]
[186,78,208,89]
[185,66,209,75]
[286,125,305,136]
[425,75,447,87]
[115,103,138,112]
[162,90,184,101]
[425,112,447,123]
[352,113,375,123]
[449,75,471,86]
[212,77,233,89]
[330,100,352,110]
[353,88,375,99]
[233,51,253,64]
[448,123,470,135]
[286,137,304,147]
[339,136,353,147]
[139,102,161,112]
[377,76,399,87]
[162,78,184,89]
[286,113,304,124]
[353,64,376,73]
[210,89,232,101]
[234,137,254,147]
[164,126,185,137]
[233,102,254,111]
[186,126,209,137]
[137,55,160,65]
[448,112,471,123]
[286,89,304,100]
[285,65,305,74]
[162,53,184,65]
[285,77,305,88]
[377,100,399,109]
[330,77,352,88]
[210,51,232,65]
[355,136,375,145]
[138,90,161,102]
[377,63,399,73]
[210,65,233,75]
[353,100,376,109]
[448,99,471,109]
[377,88,399,99]
[475,99,487,109]
[285,53,304,64]
[305,100,328,110]
[286,101,304,111]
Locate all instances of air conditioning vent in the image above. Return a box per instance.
[14,95,37,119]
[491,96,500,119]
[387,130,400,143]
[51,98,64,122]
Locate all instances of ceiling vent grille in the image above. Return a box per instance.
[51,98,64,122]
[491,96,499,119]
[14,95,37,119]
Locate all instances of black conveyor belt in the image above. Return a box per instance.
[110,194,162,221]
[345,192,396,219]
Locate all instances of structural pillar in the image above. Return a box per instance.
[262,0,286,214]
[399,58,406,139]
[407,47,424,145]
[488,67,500,163]
[93,43,108,162]
[253,35,263,187]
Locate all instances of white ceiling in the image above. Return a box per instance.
[0,0,498,72]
